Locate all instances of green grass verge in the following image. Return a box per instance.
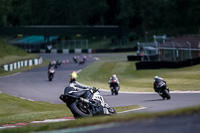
[0,54,39,66]
[1,105,200,133]
[77,53,200,92]
[0,93,140,126]
[0,93,73,126]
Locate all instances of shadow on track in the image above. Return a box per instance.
[142,99,164,102]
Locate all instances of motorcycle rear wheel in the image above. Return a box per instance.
[70,101,93,118]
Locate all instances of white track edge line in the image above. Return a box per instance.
[118,107,148,114]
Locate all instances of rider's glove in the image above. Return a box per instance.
[90,87,99,93]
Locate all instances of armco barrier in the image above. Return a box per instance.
[127,55,142,61]
[127,55,158,61]
[136,57,200,70]
[2,57,43,71]
[62,49,69,54]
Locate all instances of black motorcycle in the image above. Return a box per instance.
[109,79,119,95]
[154,80,171,100]
[59,84,116,118]
[73,56,78,63]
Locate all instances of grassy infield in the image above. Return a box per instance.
[78,53,200,92]
[1,39,200,132]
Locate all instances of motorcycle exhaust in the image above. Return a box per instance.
[80,97,90,104]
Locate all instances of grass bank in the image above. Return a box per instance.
[0,93,73,126]
[78,53,200,92]
[1,105,200,133]
[0,38,27,58]
[0,38,39,66]
[0,38,49,76]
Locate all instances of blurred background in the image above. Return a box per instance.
[0,0,199,51]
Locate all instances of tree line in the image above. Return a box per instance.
[0,0,200,38]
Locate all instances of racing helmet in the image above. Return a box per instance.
[72,71,78,79]
[112,74,117,78]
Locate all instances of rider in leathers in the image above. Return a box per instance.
[61,82,99,104]
[109,74,120,90]
[153,76,169,92]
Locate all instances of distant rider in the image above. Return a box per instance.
[109,74,120,90]
[73,56,78,63]
[69,71,78,83]
[153,76,167,92]
[48,67,55,77]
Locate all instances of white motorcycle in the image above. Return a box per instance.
[60,84,116,118]
[48,68,55,81]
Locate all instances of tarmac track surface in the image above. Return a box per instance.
[0,53,200,132]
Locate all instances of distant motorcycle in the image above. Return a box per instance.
[48,67,55,81]
[59,84,116,118]
[154,80,171,100]
[83,56,87,62]
[79,60,85,65]
[109,79,119,95]
[56,60,62,67]
[73,56,78,63]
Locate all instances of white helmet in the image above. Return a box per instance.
[112,74,117,78]
[154,76,163,80]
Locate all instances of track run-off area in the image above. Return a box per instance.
[0,53,200,132]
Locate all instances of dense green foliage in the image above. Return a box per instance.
[0,0,200,37]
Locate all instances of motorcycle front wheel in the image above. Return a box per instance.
[104,103,117,115]
[163,89,171,100]
[115,88,118,95]
[49,77,52,81]
[70,101,93,118]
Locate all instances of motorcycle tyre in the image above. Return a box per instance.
[106,104,117,115]
[70,101,93,118]
[111,88,114,95]
[115,89,118,95]
[49,77,52,81]
[109,107,116,114]
[164,89,171,100]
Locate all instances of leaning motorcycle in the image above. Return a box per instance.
[109,79,119,95]
[59,86,116,118]
[155,80,171,100]
[48,68,55,81]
